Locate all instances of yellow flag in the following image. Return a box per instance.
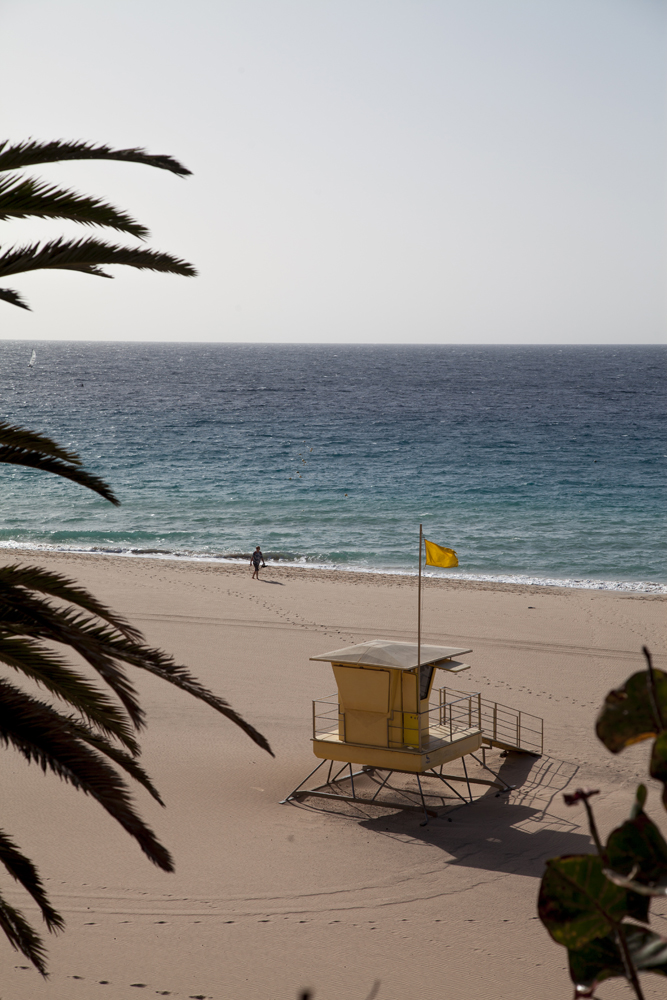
[424,539,458,568]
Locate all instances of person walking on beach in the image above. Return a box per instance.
[250,545,266,580]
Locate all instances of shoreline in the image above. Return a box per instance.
[2,544,665,599]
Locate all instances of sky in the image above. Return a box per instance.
[0,0,665,344]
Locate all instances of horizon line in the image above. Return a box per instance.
[0,339,664,348]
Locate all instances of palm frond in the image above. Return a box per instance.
[0,237,196,281]
[0,590,143,728]
[0,422,82,464]
[0,421,118,503]
[0,631,163,795]
[136,654,275,755]
[0,287,29,309]
[0,587,273,754]
[0,567,273,753]
[0,830,64,932]
[0,889,49,976]
[0,174,149,238]
[0,448,119,505]
[0,635,139,754]
[0,679,174,871]
[51,608,274,754]
[0,140,191,177]
[61,715,164,804]
[0,563,140,637]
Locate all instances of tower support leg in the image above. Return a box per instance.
[469,752,514,793]
[279,759,327,804]
[462,756,473,803]
[416,774,430,826]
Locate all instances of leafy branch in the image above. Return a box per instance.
[538,649,667,998]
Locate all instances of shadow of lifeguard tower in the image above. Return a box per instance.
[281,639,543,824]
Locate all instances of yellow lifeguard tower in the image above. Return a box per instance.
[282,638,544,823]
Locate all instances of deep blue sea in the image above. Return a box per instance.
[0,343,664,592]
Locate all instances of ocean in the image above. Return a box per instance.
[0,342,664,592]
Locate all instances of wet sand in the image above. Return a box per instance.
[2,551,666,999]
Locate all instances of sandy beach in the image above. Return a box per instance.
[2,550,666,1000]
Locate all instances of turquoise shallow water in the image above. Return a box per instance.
[0,342,665,592]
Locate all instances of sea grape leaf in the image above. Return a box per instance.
[605,805,667,896]
[567,930,624,994]
[569,925,667,995]
[596,668,667,754]
[650,732,667,810]
[633,783,648,814]
[538,855,645,950]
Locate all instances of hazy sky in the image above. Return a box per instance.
[1,0,665,343]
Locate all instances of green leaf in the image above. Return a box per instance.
[634,783,648,815]
[567,930,624,994]
[651,733,667,810]
[538,855,647,949]
[605,806,667,896]
[596,668,667,753]
[569,925,667,994]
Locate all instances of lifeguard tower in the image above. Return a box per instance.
[281,638,544,824]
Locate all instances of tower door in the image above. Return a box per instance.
[333,666,390,747]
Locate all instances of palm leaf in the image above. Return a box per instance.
[50,608,274,754]
[126,643,275,756]
[0,593,144,729]
[0,287,29,309]
[0,635,140,754]
[0,563,140,636]
[0,140,191,177]
[0,174,149,238]
[0,448,119,504]
[0,634,164,795]
[0,570,274,754]
[0,237,196,280]
[0,830,64,932]
[0,423,83,465]
[61,715,164,804]
[0,889,49,976]
[0,679,174,871]
[0,421,118,503]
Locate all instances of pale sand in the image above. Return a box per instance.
[2,551,666,1000]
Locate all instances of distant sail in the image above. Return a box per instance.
[28,350,36,367]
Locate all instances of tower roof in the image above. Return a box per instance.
[309,639,472,671]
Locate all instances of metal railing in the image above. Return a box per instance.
[312,695,339,741]
[440,687,543,755]
[432,690,480,744]
[312,688,480,752]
